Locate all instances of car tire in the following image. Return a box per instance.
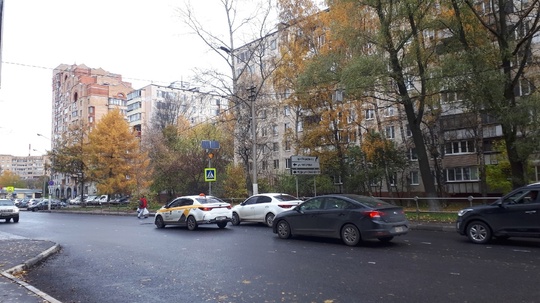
[265,213,275,227]
[217,222,227,229]
[378,236,394,243]
[187,216,198,231]
[276,220,291,239]
[466,221,492,244]
[341,224,361,246]
[5,218,11,223]
[31,208,36,212]
[231,212,241,226]
[13,217,19,223]
[155,216,165,229]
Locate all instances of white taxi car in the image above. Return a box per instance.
[231,193,303,227]
[0,199,20,223]
[154,195,232,230]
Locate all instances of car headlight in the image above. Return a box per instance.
[457,209,472,217]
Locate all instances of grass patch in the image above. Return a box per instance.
[406,210,457,223]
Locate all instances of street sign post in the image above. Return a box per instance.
[205,168,216,182]
[290,156,320,174]
[290,156,321,197]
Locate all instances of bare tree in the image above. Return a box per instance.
[178,0,282,195]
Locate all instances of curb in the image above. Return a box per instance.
[1,243,62,303]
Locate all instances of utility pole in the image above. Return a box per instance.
[248,86,258,195]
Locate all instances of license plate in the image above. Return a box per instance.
[216,216,226,220]
[394,226,406,233]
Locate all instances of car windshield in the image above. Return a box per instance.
[195,197,225,204]
[344,195,392,207]
[0,200,14,206]
[274,194,300,202]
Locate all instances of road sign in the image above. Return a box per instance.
[291,169,321,175]
[291,156,321,175]
[204,168,217,182]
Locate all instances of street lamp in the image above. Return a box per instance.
[218,46,259,195]
[37,133,53,210]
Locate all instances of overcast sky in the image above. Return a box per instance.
[0,0,263,156]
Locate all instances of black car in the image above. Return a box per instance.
[456,183,540,244]
[272,194,409,246]
[28,200,59,212]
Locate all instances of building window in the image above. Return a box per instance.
[445,167,479,182]
[405,124,412,137]
[384,106,395,117]
[273,159,279,169]
[284,105,290,116]
[366,109,375,120]
[385,125,395,139]
[410,171,419,185]
[262,127,268,137]
[285,141,291,151]
[262,160,268,171]
[273,142,279,152]
[297,120,303,132]
[272,125,278,136]
[284,122,291,132]
[389,173,397,186]
[445,140,475,155]
[408,148,418,160]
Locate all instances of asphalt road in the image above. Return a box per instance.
[4,211,540,303]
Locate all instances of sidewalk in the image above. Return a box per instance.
[0,231,61,303]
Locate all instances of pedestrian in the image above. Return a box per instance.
[138,194,148,219]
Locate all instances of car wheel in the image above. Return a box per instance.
[217,222,227,229]
[187,216,198,231]
[31,208,36,212]
[231,212,241,226]
[378,236,394,243]
[466,221,492,244]
[276,220,291,239]
[155,216,165,229]
[13,217,19,223]
[341,224,361,246]
[265,213,275,227]
[5,218,11,223]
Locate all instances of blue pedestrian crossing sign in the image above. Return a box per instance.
[204,168,217,182]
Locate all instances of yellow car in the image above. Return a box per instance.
[154,195,232,230]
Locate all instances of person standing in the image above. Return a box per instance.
[138,194,148,219]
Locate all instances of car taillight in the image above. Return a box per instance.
[364,210,383,219]
[200,207,213,211]
[226,205,231,209]
[278,205,294,209]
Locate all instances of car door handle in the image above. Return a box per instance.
[525,210,537,214]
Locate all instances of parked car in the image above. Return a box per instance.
[28,199,59,212]
[154,195,232,230]
[272,194,409,246]
[111,196,130,204]
[231,193,303,227]
[70,195,87,205]
[456,183,540,244]
[85,195,99,205]
[17,199,30,208]
[0,199,20,223]
[98,195,109,204]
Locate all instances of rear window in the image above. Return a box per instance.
[195,197,225,204]
[345,195,392,208]
[274,194,299,202]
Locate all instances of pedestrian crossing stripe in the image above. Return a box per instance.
[205,168,217,182]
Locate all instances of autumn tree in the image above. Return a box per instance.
[149,117,234,199]
[48,123,90,198]
[86,110,151,199]
[0,171,25,188]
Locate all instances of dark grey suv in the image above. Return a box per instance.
[456,183,540,244]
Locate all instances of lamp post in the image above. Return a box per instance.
[218,46,258,195]
[37,133,52,210]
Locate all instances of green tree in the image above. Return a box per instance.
[446,0,540,188]
[86,109,151,199]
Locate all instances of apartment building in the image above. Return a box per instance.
[0,154,49,180]
[231,3,540,197]
[126,82,228,143]
[51,64,134,199]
